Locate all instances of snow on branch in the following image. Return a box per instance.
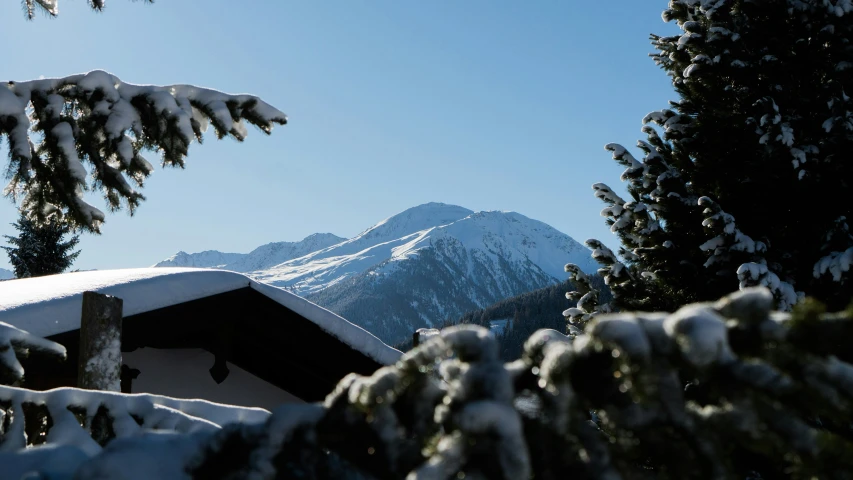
[24,0,59,18]
[0,324,269,459]
[563,263,604,330]
[585,239,630,285]
[642,109,691,137]
[814,216,853,283]
[604,143,644,181]
[0,70,287,232]
[0,384,270,455]
[814,247,853,282]
[596,144,674,258]
[591,182,625,206]
[698,196,767,261]
[0,322,66,385]
[592,184,647,252]
[737,263,801,309]
[584,238,643,311]
[22,0,153,20]
[699,196,801,309]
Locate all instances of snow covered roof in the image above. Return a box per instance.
[0,268,402,366]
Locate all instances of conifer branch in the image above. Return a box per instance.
[0,71,287,232]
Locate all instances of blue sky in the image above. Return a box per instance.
[0,1,679,271]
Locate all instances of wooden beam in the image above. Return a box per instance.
[78,291,123,391]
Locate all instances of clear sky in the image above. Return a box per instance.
[0,1,680,271]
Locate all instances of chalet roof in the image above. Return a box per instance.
[0,268,401,366]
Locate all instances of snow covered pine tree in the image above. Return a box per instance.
[566,0,853,313]
[2,212,81,278]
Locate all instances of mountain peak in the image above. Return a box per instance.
[408,202,474,214]
[389,202,473,221]
[302,232,342,241]
[360,203,473,239]
[296,232,346,247]
[409,201,468,210]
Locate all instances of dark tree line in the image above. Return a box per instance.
[405,275,611,360]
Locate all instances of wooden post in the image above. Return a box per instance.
[78,291,123,391]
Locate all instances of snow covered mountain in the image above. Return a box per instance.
[249,203,478,294]
[153,233,346,272]
[0,268,13,280]
[153,203,597,344]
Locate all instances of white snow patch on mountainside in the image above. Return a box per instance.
[153,203,597,297]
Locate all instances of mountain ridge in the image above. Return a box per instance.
[0,268,13,280]
[153,232,346,272]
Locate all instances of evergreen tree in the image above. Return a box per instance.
[2,212,80,278]
[567,0,853,313]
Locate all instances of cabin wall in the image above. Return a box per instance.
[123,347,303,410]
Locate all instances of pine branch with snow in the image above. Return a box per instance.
[697,196,802,309]
[20,0,153,20]
[0,322,66,385]
[0,383,270,454]
[0,70,287,232]
[563,263,604,332]
[813,216,853,305]
[582,238,658,312]
[814,247,853,284]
